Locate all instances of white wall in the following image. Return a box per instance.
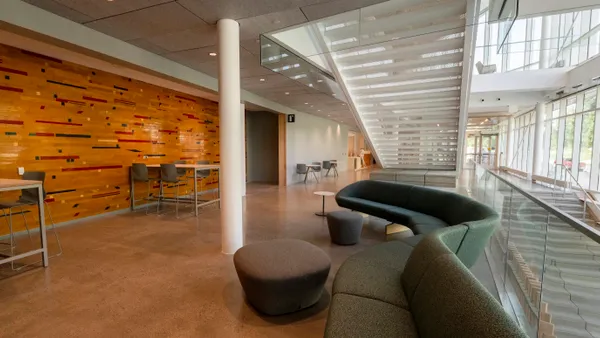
[286,112,349,185]
[519,0,600,17]
[567,56,600,91]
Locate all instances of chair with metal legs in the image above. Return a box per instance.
[157,164,186,218]
[196,160,211,200]
[323,161,333,177]
[330,160,339,177]
[131,163,160,215]
[0,171,62,269]
[312,162,322,176]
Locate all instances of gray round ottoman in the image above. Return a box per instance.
[233,239,331,315]
[326,211,363,245]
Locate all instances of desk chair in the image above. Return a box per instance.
[157,164,186,218]
[131,163,160,215]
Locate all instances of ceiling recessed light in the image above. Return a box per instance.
[308,83,313,87]
[342,103,346,105]
[318,110,321,112]
[285,92,290,95]
[209,52,217,56]
[259,78,265,82]
[317,79,323,83]
[310,105,314,108]
[304,102,308,105]
[328,114,331,116]
[332,94,336,96]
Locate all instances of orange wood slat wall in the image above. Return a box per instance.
[0,43,219,234]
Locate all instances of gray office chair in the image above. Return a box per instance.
[157,164,186,218]
[297,163,318,184]
[330,159,339,177]
[131,163,160,215]
[173,160,188,177]
[0,171,62,269]
[312,162,322,174]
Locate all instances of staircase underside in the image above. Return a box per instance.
[317,0,470,170]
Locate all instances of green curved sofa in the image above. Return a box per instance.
[324,227,527,338]
[335,180,499,268]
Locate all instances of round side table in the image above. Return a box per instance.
[314,191,335,216]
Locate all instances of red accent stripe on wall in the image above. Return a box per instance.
[36,120,83,126]
[0,85,23,93]
[0,66,28,76]
[0,119,24,125]
[134,115,150,119]
[92,191,120,198]
[115,131,134,135]
[118,139,151,143]
[31,132,55,137]
[61,165,123,172]
[183,114,199,120]
[83,96,107,103]
[56,98,85,105]
[114,99,136,106]
[159,130,177,133]
[40,156,80,160]
[44,198,55,203]
[175,95,196,103]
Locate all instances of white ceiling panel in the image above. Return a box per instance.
[23,0,92,23]
[177,0,332,24]
[238,8,307,40]
[84,2,206,41]
[53,0,172,20]
[300,0,389,21]
[145,25,218,53]
[240,39,262,56]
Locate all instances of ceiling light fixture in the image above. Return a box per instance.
[209,52,217,56]
[259,78,265,82]
[304,102,308,105]
[318,110,321,112]
[317,79,323,83]
[285,92,290,95]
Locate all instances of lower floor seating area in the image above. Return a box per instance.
[0,171,500,337]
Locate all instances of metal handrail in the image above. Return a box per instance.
[554,163,599,222]
[476,162,600,244]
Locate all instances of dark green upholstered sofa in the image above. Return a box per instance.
[335,180,499,268]
[324,227,527,338]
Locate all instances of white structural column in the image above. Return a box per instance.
[506,117,514,167]
[240,103,246,197]
[532,103,546,175]
[218,19,243,254]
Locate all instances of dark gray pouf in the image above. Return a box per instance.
[327,211,363,245]
[233,239,331,315]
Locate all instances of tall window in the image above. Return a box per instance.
[543,86,600,189]
[474,7,600,73]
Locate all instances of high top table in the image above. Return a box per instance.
[131,164,220,216]
[0,179,49,267]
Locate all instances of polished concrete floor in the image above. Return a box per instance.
[0,170,496,337]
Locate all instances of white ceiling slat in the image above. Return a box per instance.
[351,78,462,96]
[335,38,464,66]
[340,52,464,77]
[364,118,460,126]
[345,66,462,87]
[358,18,467,47]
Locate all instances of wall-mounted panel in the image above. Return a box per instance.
[0,43,219,233]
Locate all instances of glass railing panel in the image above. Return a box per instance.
[541,214,600,338]
[470,163,600,338]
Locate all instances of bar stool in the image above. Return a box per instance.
[157,164,186,218]
[0,171,62,268]
[197,160,211,199]
[131,163,160,215]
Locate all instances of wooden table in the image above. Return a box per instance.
[0,179,48,267]
[131,164,221,216]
